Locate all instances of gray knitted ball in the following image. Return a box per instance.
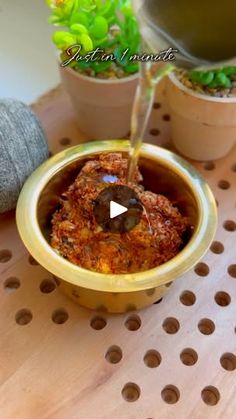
[0,99,49,213]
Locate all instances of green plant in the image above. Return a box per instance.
[189,66,236,89]
[46,0,141,76]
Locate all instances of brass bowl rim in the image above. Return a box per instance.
[16,140,217,293]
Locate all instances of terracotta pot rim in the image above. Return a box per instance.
[61,63,139,85]
[169,72,236,104]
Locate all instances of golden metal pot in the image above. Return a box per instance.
[16,140,217,313]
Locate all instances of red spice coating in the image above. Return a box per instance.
[51,153,189,274]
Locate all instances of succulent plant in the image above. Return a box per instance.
[189,66,236,89]
[46,0,141,76]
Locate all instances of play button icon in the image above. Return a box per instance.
[110,201,128,219]
[93,185,143,233]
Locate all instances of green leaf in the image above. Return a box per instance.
[48,0,75,14]
[90,16,108,38]
[215,73,231,88]
[77,60,91,70]
[189,70,204,83]
[99,1,116,18]
[199,71,214,86]
[222,66,236,76]
[52,31,77,49]
[93,36,109,48]
[94,0,102,8]
[208,80,218,89]
[92,61,112,73]
[119,0,133,17]
[70,12,89,27]
[113,46,128,66]
[48,15,60,24]
[70,23,88,34]
[127,16,139,38]
[123,62,139,74]
[80,0,96,13]
[80,33,93,51]
[60,50,78,67]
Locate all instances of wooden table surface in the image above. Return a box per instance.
[0,81,236,419]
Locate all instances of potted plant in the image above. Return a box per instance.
[46,0,141,139]
[167,67,236,161]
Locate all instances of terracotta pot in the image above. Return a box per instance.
[167,73,236,161]
[59,66,139,139]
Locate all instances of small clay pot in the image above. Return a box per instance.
[167,73,236,161]
[60,66,139,140]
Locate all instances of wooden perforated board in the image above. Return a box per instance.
[0,80,236,419]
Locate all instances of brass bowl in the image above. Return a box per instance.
[16,140,217,313]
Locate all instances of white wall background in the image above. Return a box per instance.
[0,0,60,103]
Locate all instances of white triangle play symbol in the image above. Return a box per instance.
[110,201,128,219]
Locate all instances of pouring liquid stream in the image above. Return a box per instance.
[127,61,174,184]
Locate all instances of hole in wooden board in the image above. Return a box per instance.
[220,353,236,371]
[144,350,161,368]
[0,249,12,263]
[179,290,196,306]
[59,137,71,146]
[52,309,68,324]
[210,241,224,254]
[198,319,215,335]
[122,383,140,402]
[149,128,160,136]
[4,277,20,293]
[180,348,198,366]
[218,180,230,190]
[15,309,32,326]
[194,263,209,277]
[214,291,231,307]
[154,298,163,305]
[162,114,171,121]
[105,346,122,364]
[231,163,236,172]
[228,264,236,278]
[90,316,107,330]
[162,317,180,334]
[40,279,56,294]
[203,161,215,171]
[28,255,39,265]
[223,220,236,232]
[125,315,141,331]
[161,385,180,404]
[153,102,161,109]
[201,386,220,406]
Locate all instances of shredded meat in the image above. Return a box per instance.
[51,153,189,274]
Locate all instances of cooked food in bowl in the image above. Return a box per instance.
[51,153,191,274]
